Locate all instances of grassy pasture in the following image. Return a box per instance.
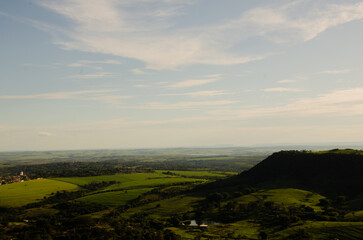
[103,177,204,191]
[22,207,59,218]
[166,227,195,239]
[77,188,153,206]
[345,210,363,220]
[53,172,174,186]
[159,170,228,178]
[124,195,203,218]
[274,221,363,240]
[54,172,206,191]
[234,188,325,211]
[208,220,260,239]
[53,172,212,207]
[0,179,78,207]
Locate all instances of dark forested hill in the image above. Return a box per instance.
[204,149,363,197]
[239,150,363,196]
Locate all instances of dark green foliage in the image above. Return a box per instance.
[234,150,363,197]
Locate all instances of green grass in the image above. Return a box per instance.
[234,188,325,211]
[208,220,260,239]
[124,196,203,218]
[345,210,363,220]
[54,172,205,191]
[55,172,206,207]
[0,179,79,207]
[312,149,363,155]
[159,170,228,178]
[273,221,363,240]
[167,227,195,239]
[53,172,177,186]
[22,207,59,217]
[77,188,153,206]
[104,177,204,191]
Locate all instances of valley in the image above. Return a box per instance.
[0,148,363,239]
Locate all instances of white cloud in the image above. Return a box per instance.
[167,78,218,89]
[277,79,295,84]
[83,95,131,105]
[137,116,213,125]
[30,0,270,69]
[131,68,148,75]
[0,90,131,104]
[136,100,237,110]
[4,1,362,70]
[317,69,351,74]
[263,87,304,92]
[38,132,53,137]
[232,2,363,43]
[134,84,149,88]
[67,59,122,67]
[0,90,114,100]
[161,90,232,98]
[67,72,118,79]
[210,87,363,119]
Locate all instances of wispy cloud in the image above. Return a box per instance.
[135,100,237,110]
[210,87,363,119]
[134,84,149,88]
[67,72,119,79]
[161,90,232,98]
[277,79,295,84]
[5,1,363,70]
[263,87,304,92]
[317,69,351,75]
[167,78,218,89]
[131,68,149,75]
[67,59,122,68]
[38,132,53,137]
[0,90,131,104]
[231,2,363,43]
[26,1,266,69]
[136,116,235,125]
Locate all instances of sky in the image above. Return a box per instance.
[1,0,363,151]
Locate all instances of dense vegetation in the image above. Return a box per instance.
[1,149,363,239]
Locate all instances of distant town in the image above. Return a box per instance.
[0,171,30,185]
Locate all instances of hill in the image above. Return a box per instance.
[210,149,363,198]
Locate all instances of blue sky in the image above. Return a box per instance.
[1,0,363,151]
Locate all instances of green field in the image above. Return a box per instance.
[345,210,363,220]
[124,195,204,218]
[77,188,154,205]
[103,177,204,191]
[54,172,206,192]
[159,170,229,178]
[55,172,208,206]
[0,179,78,207]
[53,172,179,186]
[273,221,363,240]
[234,188,325,210]
[22,207,59,218]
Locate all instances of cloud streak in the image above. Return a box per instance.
[67,59,122,68]
[263,88,304,92]
[0,90,131,104]
[210,87,363,119]
[161,90,232,98]
[38,132,53,137]
[317,69,351,75]
[166,78,218,89]
[28,0,363,70]
[127,100,238,110]
[67,72,119,79]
